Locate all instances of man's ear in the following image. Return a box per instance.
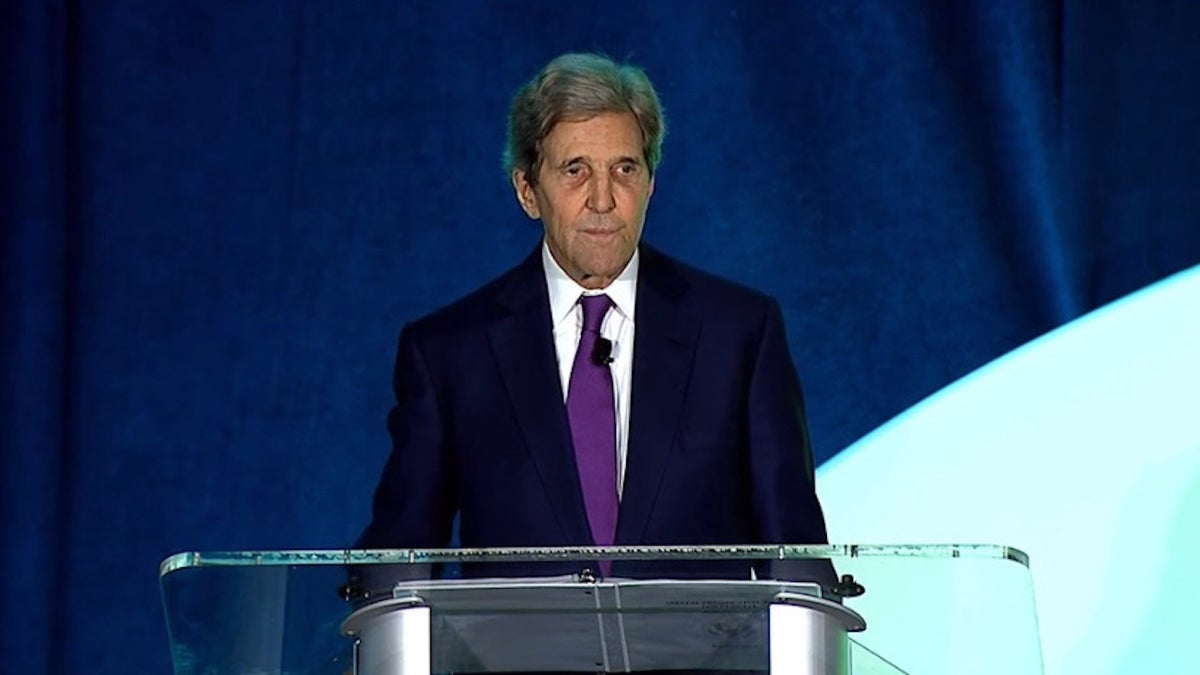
[511,169,540,219]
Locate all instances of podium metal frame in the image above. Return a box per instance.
[159,544,1040,675]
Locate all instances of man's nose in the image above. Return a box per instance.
[586,174,616,213]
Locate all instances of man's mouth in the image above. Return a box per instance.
[580,226,619,236]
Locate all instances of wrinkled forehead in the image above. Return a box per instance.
[539,113,647,165]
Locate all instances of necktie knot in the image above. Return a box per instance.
[579,294,612,333]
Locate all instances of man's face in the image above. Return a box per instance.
[513,112,655,290]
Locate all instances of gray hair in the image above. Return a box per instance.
[504,53,666,184]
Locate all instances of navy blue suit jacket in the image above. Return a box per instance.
[359,244,831,581]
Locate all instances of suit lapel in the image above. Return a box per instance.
[486,248,593,544]
[617,246,700,544]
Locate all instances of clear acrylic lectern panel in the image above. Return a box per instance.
[159,544,1041,675]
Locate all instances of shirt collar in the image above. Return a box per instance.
[542,242,639,327]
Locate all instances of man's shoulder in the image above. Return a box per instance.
[404,247,541,338]
[641,245,777,315]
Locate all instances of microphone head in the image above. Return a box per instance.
[591,337,614,365]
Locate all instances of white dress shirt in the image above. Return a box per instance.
[542,243,637,497]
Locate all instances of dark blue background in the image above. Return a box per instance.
[3,2,1198,673]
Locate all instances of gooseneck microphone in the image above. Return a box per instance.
[591,337,614,366]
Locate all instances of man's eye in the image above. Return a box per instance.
[616,164,640,177]
[564,165,584,176]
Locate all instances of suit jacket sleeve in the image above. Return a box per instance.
[746,297,836,585]
[357,323,457,550]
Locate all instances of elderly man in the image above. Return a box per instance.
[359,53,831,583]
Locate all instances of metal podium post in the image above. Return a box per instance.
[343,596,431,675]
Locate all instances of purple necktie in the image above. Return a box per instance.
[566,294,618,561]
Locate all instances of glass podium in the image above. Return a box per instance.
[159,544,1041,674]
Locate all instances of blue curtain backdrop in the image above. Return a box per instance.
[3,1,1198,673]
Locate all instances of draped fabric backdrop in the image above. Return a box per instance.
[3,2,1198,674]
